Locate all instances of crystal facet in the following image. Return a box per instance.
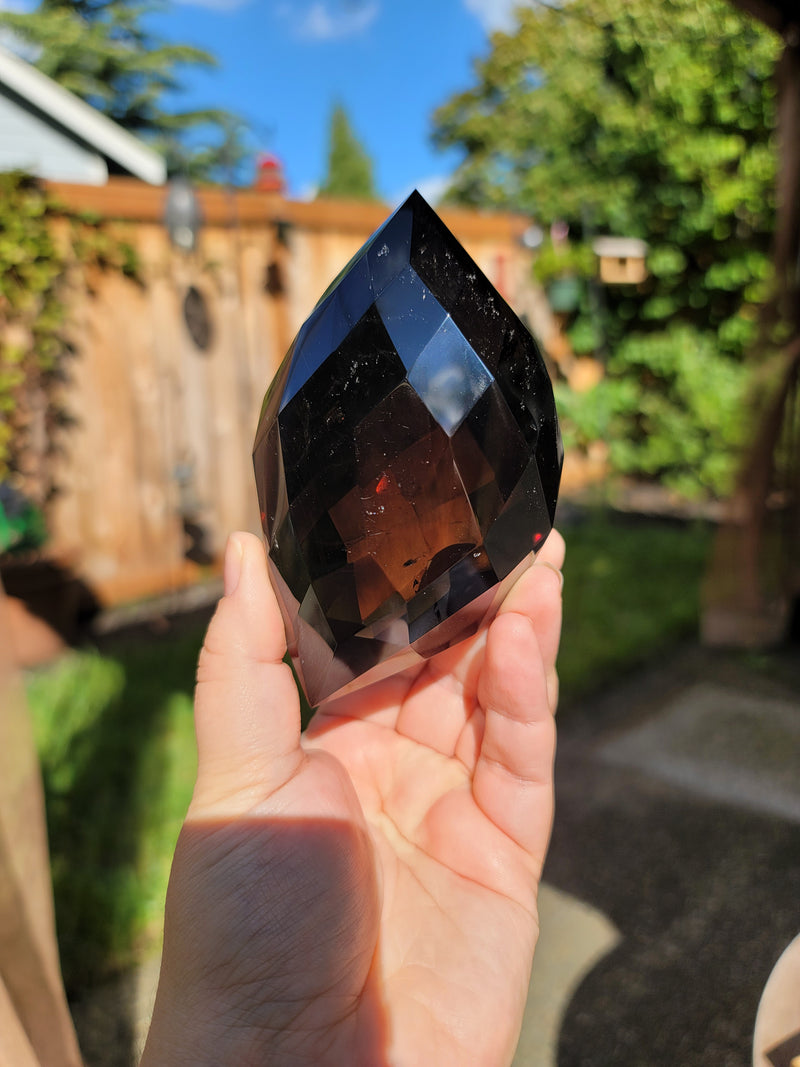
[254,191,562,706]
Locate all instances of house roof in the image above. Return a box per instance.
[0,43,166,185]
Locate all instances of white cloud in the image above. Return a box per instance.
[413,174,451,206]
[277,1,379,41]
[173,0,252,10]
[462,0,531,34]
[389,174,452,210]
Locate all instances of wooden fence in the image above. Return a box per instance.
[41,179,544,604]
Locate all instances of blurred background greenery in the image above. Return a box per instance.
[434,0,780,499]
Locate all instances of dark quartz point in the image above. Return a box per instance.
[254,190,562,706]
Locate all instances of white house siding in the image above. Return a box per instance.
[0,92,107,184]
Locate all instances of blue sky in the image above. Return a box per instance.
[145,0,525,204]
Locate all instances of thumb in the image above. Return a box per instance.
[192,531,303,812]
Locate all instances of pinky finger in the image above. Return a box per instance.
[472,611,556,870]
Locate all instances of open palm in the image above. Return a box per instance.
[142,529,563,1067]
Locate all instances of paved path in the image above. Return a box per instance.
[514,646,800,1067]
[514,886,621,1066]
[72,645,800,1067]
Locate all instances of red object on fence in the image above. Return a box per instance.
[255,153,285,193]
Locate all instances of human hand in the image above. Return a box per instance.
[141,528,564,1067]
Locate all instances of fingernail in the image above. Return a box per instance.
[224,534,244,597]
[538,559,564,593]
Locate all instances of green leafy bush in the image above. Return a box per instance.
[557,325,750,496]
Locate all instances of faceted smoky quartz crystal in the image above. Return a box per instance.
[254,190,562,706]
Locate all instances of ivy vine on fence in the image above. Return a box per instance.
[0,172,138,511]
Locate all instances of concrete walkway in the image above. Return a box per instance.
[72,644,800,1067]
[514,886,621,1066]
[515,645,800,1067]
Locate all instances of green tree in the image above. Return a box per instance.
[433,0,781,496]
[319,103,377,200]
[0,0,247,181]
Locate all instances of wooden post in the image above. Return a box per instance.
[0,580,83,1067]
[703,2,800,645]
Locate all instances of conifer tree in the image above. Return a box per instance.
[319,103,377,200]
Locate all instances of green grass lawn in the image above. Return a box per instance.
[25,510,713,996]
[558,513,713,701]
[27,625,204,996]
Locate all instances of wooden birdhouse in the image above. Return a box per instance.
[592,237,648,284]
